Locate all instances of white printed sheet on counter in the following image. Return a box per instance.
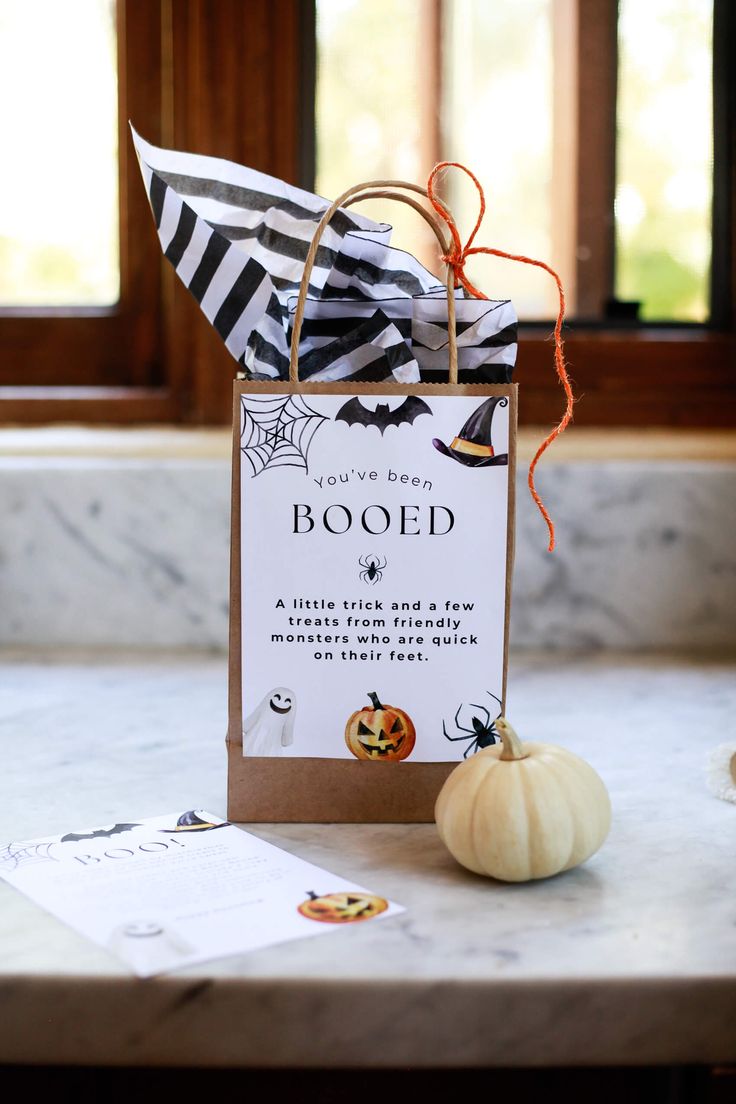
[0,810,402,976]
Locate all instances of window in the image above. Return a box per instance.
[0,1,167,420]
[0,0,119,308]
[315,0,735,426]
[615,0,714,322]
[0,0,309,425]
[1,0,733,427]
[316,0,716,325]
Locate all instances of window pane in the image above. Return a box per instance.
[315,0,430,269]
[443,0,562,318]
[0,0,119,306]
[615,0,712,321]
[315,0,570,320]
[316,0,714,324]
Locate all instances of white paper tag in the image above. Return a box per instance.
[0,811,403,976]
[240,391,511,762]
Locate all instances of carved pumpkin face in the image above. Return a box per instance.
[298,891,389,923]
[345,691,416,761]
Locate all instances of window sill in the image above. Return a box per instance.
[1,426,732,651]
[0,426,735,463]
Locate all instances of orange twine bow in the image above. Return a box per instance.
[427,161,574,553]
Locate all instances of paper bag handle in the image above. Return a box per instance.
[289,180,459,385]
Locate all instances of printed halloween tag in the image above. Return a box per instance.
[0,812,403,976]
[239,385,514,763]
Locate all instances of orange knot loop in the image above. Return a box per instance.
[426,160,574,553]
[440,246,466,288]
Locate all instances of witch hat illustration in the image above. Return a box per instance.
[159,811,230,833]
[432,396,509,467]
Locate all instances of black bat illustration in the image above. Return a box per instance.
[335,396,432,436]
[60,823,141,843]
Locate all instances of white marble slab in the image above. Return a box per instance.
[0,650,735,1067]
[1,456,734,649]
[0,459,230,647]
[514,462,736,649]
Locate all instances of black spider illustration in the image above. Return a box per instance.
[358,554,387,585]
[443,692,503,758]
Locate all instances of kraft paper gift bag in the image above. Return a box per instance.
[133,133,570,822]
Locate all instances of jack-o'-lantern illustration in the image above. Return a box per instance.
[344,691,416,761]
[297,890,389,923]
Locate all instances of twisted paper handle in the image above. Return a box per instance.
[289,180,459,383]
[427,161,574,552]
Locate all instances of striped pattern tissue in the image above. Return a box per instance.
[132,128,517,384]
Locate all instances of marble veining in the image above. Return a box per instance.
[0,459,231,647]
[1,649,736,1067]
[2,456,735,650]
[1,650,735,983]
[513,462,736,649]
[0,650,735,1066]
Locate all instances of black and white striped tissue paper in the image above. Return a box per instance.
[132,128,517,385]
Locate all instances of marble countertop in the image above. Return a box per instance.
[1,649,735,1069]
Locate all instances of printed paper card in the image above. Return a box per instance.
[0,811,402,976]
[240,390,511,763]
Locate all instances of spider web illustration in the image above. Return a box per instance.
[0,840,58,872]
[240,395,328,477]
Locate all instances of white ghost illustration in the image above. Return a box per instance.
[242,687,296,757]
[107,919,194,975]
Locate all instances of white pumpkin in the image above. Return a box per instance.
[435,717,611,882]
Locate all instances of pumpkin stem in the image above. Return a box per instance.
[367,691,384,710]
[306,890,319,900]
[496,718,528,761]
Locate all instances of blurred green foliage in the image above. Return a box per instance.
[317,0,713,323]
[615,0,712,321]
[2,0,713,321]
[0,0,118,307]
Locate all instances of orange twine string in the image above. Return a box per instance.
[427,160,574,553]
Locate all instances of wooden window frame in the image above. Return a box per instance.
[518,0,736,427]
[0,1,171,423]
[0,0,310,426]
[423,0,736,427]
[0,0,733,428]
